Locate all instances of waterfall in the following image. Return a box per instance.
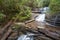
[17,33,34,40]
[35,14,45,22]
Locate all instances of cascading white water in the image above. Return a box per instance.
[35,14,46,29]
[17,35,27,40]
[17,7,49,40]
[17,33,34,40]
[35,14,45,22]
[35,7,49,22]
[35,7,49,29]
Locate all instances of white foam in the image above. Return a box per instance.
[35,14,45,22]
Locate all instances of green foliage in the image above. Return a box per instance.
[24,0,41,8]
[33,0,41,8]
[43,0,50,7]
[0,0,21,20]
[0,12,4,20]
[19,8,31,22]
[14,6,31,22]
[49,0,60,15]
[40,0,50,7]
[0,12,5,24]
[0,0,31,23]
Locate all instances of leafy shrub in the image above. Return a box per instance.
[24,0,41,8]
[14,6,31,22]
[0,0,21,20]
[0,0,31,23]
[40,0,50,7]
[0,12,4,20]
[0,12,5,24]
[33,0,41,8]
[49,0,60,15]
[43,0,50,7]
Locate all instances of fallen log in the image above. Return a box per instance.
[32,11,41,13]
[25,19,35,24]
[38,29,60,40]
[0,20,13,34]
[34,36,52,40]
[26,28,54,40]
[1,28,12,40]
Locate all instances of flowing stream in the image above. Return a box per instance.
[17,14,46,40]
[17,7,49,40]
[35,14,45,22]
[17,33,34,40]
[35,7,49,22]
